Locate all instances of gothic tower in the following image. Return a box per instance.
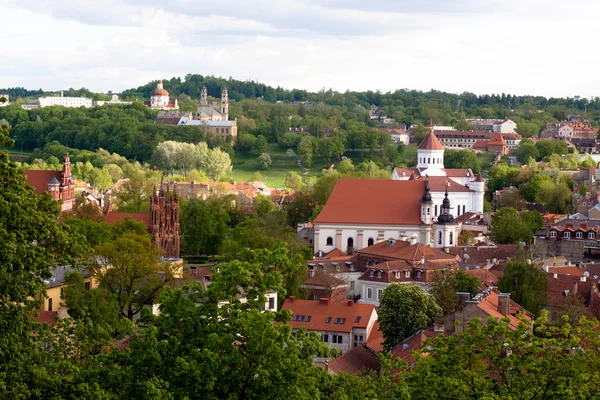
[59,153,75,211]
[150,182,181,258]
[221,86,229,120]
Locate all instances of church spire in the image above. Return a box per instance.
[422,175,432,202]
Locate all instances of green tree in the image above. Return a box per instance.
[378,283,441,351]
[499,260,548,315]
[444,149,482,173]
[252,135,268,155]
[337,158,354,173]
[284,171,303,191]
[88,167,112,191]
[429,269,480,315]
[181,199,230,257]
[89,233,180,320]
[490,207,541,244]
[257,152,272,170]
[516,142,540,164]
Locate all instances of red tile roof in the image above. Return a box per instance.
[393,167,419,177]
[34,310,57,326]
[325,248,347,258]
[327,345,380,375]
[24,170,62,195]
[281,297,376,334]
[105,211,150,228]
[476,290,532,330]
[418,129,444,150]
[443,168,473,177]
[548,266,584,277]
[413,175,473,192]
[546,274,593,308]
[313,179,425,226]
[357,240,457,262]
[465,269,499,288]
[488,133,507,146]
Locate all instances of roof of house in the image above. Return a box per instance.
[302,269,348,289]
[327,345,381,375]
[418,129,444,151]
[313,179,425,226]
[488,133,507,147]
[281,297,376,334]
[547,266,584,277]
[465,268,500,289]
[356,239,458,262]
[24,170,62,195]
[413,175,474,192]
[546,274,593,308]
[475,290,532,330]
[105,211,150,228]
[446,245,520,265]
[34,310,58,326]
[443,168,473,178]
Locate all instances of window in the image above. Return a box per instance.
[589,232,596,239]
[450,232,453,245]
[350,281,355,290]
[326,317,332,324]
[416,270,423,278]
[367,288,373,299]
[322,334,329,342]
[368,238,374,246]
[427,207,430,215]
[438,231,442,245]
[347,237,354,248]
[84,281,91,291]
[550,230,557,238]
[298,315,305,322]
[268,297,275,310]
[428,158,430,164]
[377,271,382,278]
[377,289,383,299]
[435,205,438,216]
[395,271,400,279]
[405,270,411,278]
[334,318,341,324]
[48,298,53,312]
[332,335,343,344]
[305,316,312,322]
[355,316,361,323]
[564,231,570,239]
[340,318,346,324]
[369,271,374,278]
[576,231,583,239]
[326,237,333,246]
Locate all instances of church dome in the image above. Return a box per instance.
[151,88,169,97]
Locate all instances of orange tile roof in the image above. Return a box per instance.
[24,170,62,195]
[418,129,444,150]
[327,345,380,375]
[324,248,347,258]
[313,179,425,226]
[476,290,532,330]
[443,168,473,177]
[281,297,376,334]
[465,269,499,288]
[488,133,507,146]
[356,240,457,262]
[105,211,150,228]
[413,175,473,192]
[34,310,58,326]
[548,266,584,277]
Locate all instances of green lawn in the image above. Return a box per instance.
[231,144,330,188]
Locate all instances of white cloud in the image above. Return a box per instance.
[1,0,599,98]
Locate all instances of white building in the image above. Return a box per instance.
[467,118,517,133]
[311,129,485,255]
[38,92,93,108]
[145,80,178,110]
[0,94,9,107]
[93,95,133,107]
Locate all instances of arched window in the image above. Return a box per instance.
[438,231,442,245]
[435,205,438,216]
[427,207,430,215]
[428,158,430,164]
[326,237,333,246]
[367,238,374,246]
[450,231,454,245]
[347,237,354,248]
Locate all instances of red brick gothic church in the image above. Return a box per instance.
[25,154,181,258]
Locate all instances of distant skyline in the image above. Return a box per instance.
[1,0,599,99]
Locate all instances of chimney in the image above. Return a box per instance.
[553,273,558,279]
[573,281,578,294]
[410,236,417,246]
[497,293,510,316]
[289,296,295,302]
[347,300,353,306]
[455,292,471,310]
[319,298,329,305]
[542,265,549,272]
[580,276,587,282]
[57,307,69,319]
[434,316,445,332]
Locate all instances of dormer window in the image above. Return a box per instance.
[550,230,557,238]
[576,231,583,239]
[369,271,374,278]
[564,231,571,239]
[394,271,400,279]
[416,270,423,278]
[405,270,411,278]
[377,271,382,278]
[589,232,596,239]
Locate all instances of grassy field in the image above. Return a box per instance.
[230,144,330,188]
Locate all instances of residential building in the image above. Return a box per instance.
[434,130,491,149]
[144,80,178,110]
[501,133,522,150]
[575,192,600,216]
[472,133,508,155]
[376,128,409,145]
[24,153,76,211]
[37,265,96,312]
[302,269,349,302]
[541,121,597,140]
[354,238,459,305]
[37,92,93,108]
[177,117,237,141]
[93,95,133,106]
[21,100,39,110]
[466,118,517,133]
[571,138,599,154]
[534,220,600,262]
[281,297,378,354]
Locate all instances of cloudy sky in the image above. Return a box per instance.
[1,0,598,98]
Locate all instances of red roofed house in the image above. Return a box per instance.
[282,297,378,354]
[472,133,508,155]
[24,153,76,211]
[355,238,460,305]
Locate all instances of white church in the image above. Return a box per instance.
[312,128,485,254]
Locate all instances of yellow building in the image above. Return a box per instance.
[37,266,97,312]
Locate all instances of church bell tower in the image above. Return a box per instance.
[221,86,229,121]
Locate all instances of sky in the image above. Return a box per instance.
[1,0,598,98]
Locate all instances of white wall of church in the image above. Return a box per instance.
[314,224,425,254]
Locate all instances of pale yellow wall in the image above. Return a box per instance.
[38,275,97,312]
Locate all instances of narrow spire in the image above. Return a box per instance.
[422,175,432,202]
